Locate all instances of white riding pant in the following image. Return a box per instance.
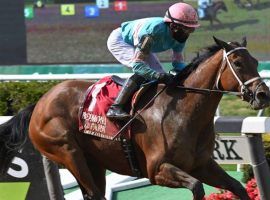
[107,28,165,73]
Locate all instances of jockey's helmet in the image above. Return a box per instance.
[164,2,200,28]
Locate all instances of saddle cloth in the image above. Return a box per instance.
[78,75,143,140]
[79,76,157,140]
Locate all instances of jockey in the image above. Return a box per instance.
[197,0,213,19]
[106,2,200,120]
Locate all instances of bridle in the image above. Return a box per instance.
[175,46,263,100]
[215,46,262,102]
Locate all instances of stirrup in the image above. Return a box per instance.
[106,107,131,120]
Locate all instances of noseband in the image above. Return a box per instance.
[215,47,261,102]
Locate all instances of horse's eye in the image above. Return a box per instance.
[234,61,242,68]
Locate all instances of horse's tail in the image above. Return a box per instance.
[0,104,36,175]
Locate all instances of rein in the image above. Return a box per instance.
[113,45,263,140]
[112,86,167,140]
[113,80,240,141]
[175,85,242,95]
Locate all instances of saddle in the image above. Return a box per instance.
[78,75,156,140]
[111,75,126,86]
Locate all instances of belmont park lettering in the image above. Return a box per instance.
[82,112,106,125]
[213,139,243,160]
[82,112,107,135]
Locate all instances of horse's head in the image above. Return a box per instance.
[213,36,270,110]
[216,1,228,12]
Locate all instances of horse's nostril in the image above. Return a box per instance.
[256,91,270,102]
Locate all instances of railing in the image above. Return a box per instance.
[1,72,269,118]
[0,70,269,81]
[0,73,132,81]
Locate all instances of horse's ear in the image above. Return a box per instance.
[213,36,233,52]
[241,36,247,47]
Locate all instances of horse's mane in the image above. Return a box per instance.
[175,44,222,82]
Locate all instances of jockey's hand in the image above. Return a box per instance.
[156,73,175,85]
[172,61,186,73]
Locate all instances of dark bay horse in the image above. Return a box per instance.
[202,1,228,27]
[1,37,270,200]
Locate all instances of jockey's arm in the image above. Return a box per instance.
[131,35,160,80]
[172,48,186,72]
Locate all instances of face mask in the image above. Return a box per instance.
[171,28,190,43]
[169,23,194,43]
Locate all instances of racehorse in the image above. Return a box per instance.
[1,37,270,200]
[202,1,228,27]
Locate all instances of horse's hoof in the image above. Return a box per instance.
[192,181,205,200]
[83,194,106,200]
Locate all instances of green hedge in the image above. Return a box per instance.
[0,81,58,115]
[265,108,270,116]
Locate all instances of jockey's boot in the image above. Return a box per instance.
[106,74,145,120]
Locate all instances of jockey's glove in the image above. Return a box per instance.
[156,73,175,85]
[172,61,186,73]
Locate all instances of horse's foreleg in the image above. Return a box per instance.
[154,163,205,200]
[191,158,250,200]
[57,141,106,200]
[47,133,105,200]
[85,157,106,195]
[209,19,214,29]
[215,18,222,25]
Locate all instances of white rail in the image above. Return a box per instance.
[0,71,269,81]
[0,73,132,81]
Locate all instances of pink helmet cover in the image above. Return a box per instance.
[164,2,200,28]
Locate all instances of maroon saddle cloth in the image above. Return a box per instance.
[78,76,127,140]
[79,75,156,140]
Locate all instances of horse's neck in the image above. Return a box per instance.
[185,51,222,90]
[215,2,222,10]
[182,51,223,118]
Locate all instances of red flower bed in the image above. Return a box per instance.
[204,178,260,200]
[246,179,260,200]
